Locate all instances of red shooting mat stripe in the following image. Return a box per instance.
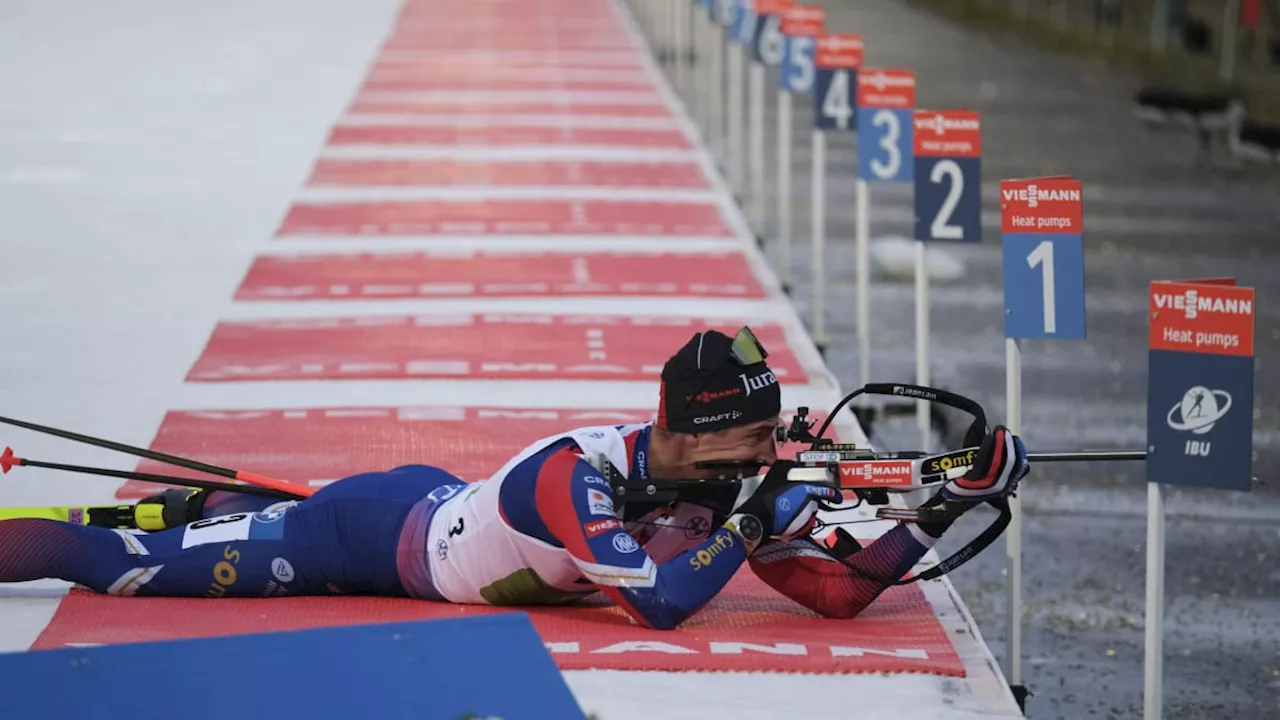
[235,251,766,300]
[327,125,687,149]
[346,99,673,118]
[306,159,710,188]
[183,316,806,383]
[110,406,825,499]
[276,199,734,237]
[32,572,964,677]
[360,77,656,93]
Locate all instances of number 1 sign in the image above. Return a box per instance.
[1000,177,1086,339]
[913,110,982,243]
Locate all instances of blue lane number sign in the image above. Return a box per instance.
[1001,177,1086,339]
[812,34,863,132]
[856,69,916,182]
[779,5,824,93]
[913,110,982,243]
[751,0,793,65]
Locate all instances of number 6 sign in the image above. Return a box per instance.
[1000,177,1086,339]
[913,110,982,242]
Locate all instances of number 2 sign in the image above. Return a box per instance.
[913,110,982,243]
[813,34,863,131]
[857,69,915,182]
[1000,176,1086,339]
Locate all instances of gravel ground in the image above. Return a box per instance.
[640,0,1280,717]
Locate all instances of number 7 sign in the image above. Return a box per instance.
[1000,177,1087,339]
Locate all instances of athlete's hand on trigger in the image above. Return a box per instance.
[941,426,1029,504]
[734,461,841,542]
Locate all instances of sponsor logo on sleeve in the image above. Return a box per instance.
[584,518,623,537]
[586,488,615,516]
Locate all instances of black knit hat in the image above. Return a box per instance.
[656,327,781,434]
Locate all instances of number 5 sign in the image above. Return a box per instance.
[1000,177,1086,339]
[813,34,863,131]
[857,69,915,182]
[913,110,982,243]
[779,5,824,93]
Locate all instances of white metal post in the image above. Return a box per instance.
[728,40,746,194]
[748,63,766,236]
[855,178,871,388]
[777,90,793,288]
[673,0,687,93]
[915,240,931,446]
[1145,482,1166,720]
[1005,337,1024,690]
[708,13,724,161]
[811,130,826,345]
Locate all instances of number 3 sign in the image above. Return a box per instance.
[857,69,915,182]
[913,110,982,243]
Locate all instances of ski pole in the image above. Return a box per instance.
[0,415,315,498]
[1,447,308,500]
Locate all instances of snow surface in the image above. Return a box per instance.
[0,0,1021,716]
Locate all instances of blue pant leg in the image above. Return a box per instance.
[308,464,467,504]
[126,512,329,597]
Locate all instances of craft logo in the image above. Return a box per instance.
[584,518,622,538]
[740,369,778,396]
[1000,183,1082,208]
[1153,289,1253,320]
[583,474,610,488]
[689,531,736,571]
[693,410,743,425]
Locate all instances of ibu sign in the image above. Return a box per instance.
[913,110,982,243]
[813,34,864,132]
[1000,177,1086,339]
[857,69,916,182]
[779,5,824,93]
[1147,279,1256,491]
[752,0,794,65]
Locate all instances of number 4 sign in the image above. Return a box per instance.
[913,110,982,242]
[813,34,863,131]
[1000,177,1086,339]
[857,69,915,182]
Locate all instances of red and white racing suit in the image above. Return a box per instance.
[411,423,941,629]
